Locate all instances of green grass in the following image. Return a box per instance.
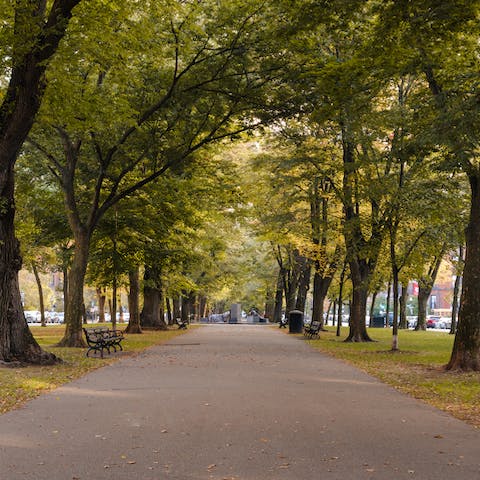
[0,324,189,414]
[306,327,480,428]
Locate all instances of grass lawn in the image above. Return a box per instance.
[306,327,480,428]
[0,324,189,415]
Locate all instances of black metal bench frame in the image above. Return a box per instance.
[83,327,124,358]
[304,320,321,339]
[176,319,188,330]
[279,318,288,328]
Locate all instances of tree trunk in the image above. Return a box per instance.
[173,297,181,323]
[166,297,174,325]
[32,262,46,327]
[391,269,400,351]
[369,291,377,327]
[416,290,429,331]
[264,285,275,321]
[311,269,334,328]
[345,259,373,342]
[111,274,117,330]
[125,268,141,334]
[415,253,443,332]
[97,288,106,323]
[341,131,378,343]
[447,173,480,370]
[57,231,90,347]
[386,280,391,329]
[295,259,311,313]
[336,262,347,337]
[450,272,461,335]
[0,1,80,364]
[273,269,284,323]
[63,266,69,318]
[140,266,167,329]
[450,245,464,335]
[399,284,408,329]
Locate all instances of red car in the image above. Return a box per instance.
[426,316,440,328]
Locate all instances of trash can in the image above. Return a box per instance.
[371,315,385,328]
[288,310,304,334]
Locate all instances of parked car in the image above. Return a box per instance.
[426,316,440,328]
[24,310,40,323]
[437,317,452,330]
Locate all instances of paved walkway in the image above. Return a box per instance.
[0,325,479,480]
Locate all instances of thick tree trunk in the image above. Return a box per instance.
[173,297,181,322]
[140,266,167,330]
[97,288,106,323]
[0,1,80,364]
[295,259,311,313]
[336,262,347,336]
[63,266,69,316]
[341,131,378,343]
[416,290,429,331]
[273,269,284,323]
[57,232,90,347]
[369,291,377,327]
[447,173,480,370]
[32,262,46,327]
[345,260,373,342]
[450,272,461,335]
[125,268,141,334]
[415,253,443,332]
[264,285,275,321]
[166,297,174,325]
[311,269,334,328]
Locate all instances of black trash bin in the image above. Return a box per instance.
[288,310,304,334]
[371,315,385,328]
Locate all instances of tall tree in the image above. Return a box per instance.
[27,0,280,346]
[376,0,480,369]
[0,0,81,363]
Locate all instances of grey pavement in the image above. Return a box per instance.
[0,325,479,480]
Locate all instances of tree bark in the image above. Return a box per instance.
[415,252,443,332]
[311,270,334,328]
[369,291,377,327]
[57,230,90,347]
[295,259,311,313]
[273,268,284,323]
[125,268,141,334]
[447,173,480,370]
[399,284,408,329]
[0,1,81,364]
[140,266,167,329]
[341,131,378,342]
[450,245,464,335]
[173,297,181,322]
[32,262,46,327]
[344,265,371,342]
[416,290,428,331]
[97,288,106,323]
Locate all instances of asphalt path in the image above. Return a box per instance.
[0,325,479,480]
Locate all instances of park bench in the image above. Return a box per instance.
[83,327,124,358]
[176,318,188,330]
[303,320,321,339]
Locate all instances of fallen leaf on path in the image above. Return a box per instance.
[127,460,136,464]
